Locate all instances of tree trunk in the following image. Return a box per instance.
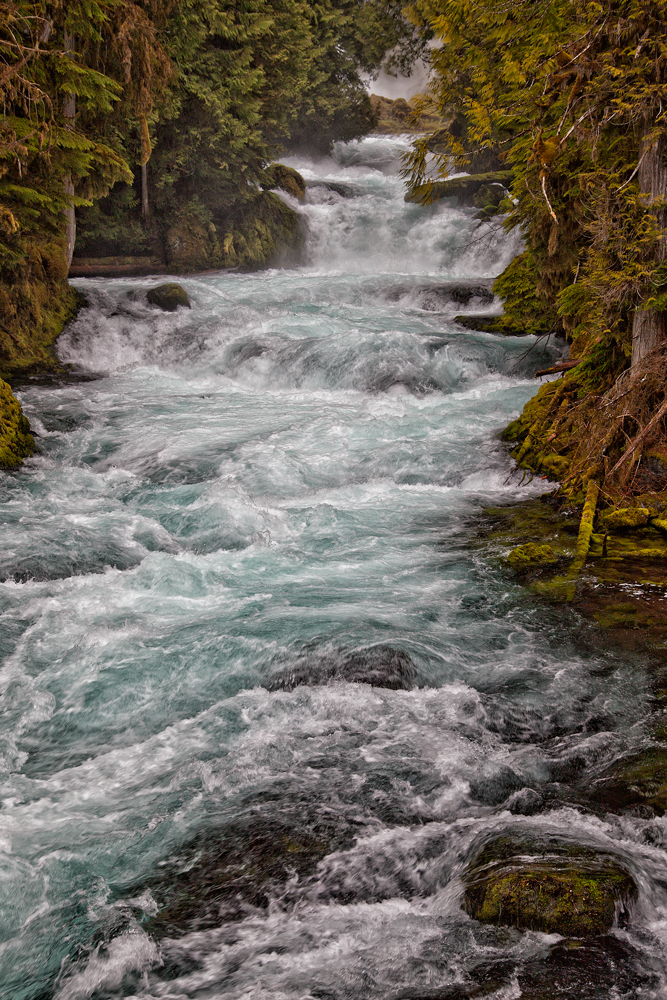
[63,31,76,270]
[631,124,667,366]
[141,162,149,220]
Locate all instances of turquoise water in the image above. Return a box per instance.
[2,136,667,998]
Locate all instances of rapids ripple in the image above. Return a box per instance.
[1,136,666,999]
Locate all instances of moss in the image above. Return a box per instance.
[600,507,650,530]
[492,250,560,337]
[592,602,663,629]
[262,163,306,200]
[406,170,513,206]
[146,283,191,312]
[0,233,83,379]
[463,833,637,937]
[0,379,35,467]
[569,480,599,576]
[507,542,558,568]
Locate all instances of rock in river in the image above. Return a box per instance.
[267,644,418,691]
[146,282,191,311]
[463,832,637,937]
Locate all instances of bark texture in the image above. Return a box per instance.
[63,32,76,270]
[631,126,667,366]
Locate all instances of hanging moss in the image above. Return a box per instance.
[0,379,35,467]
[0,234,82,380]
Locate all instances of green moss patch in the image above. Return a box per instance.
[600,508,650,530]
[463,833,637,936]
[0,379,35,467]
[507,542,558,569]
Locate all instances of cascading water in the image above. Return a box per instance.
[1,135,667,999]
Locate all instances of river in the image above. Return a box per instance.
[1,135,667,999]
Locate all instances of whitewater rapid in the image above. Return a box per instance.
[1,135,667,999]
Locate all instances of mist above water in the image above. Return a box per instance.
[1,136,665,1000]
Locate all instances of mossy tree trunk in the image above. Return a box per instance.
[631,125,667,367]
[63,31,76,270]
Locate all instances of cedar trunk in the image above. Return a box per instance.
[631,126,667,366]
[141,163,149,220]
[63,31,76,270]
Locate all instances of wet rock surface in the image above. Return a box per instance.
[263,162,306,200]
[146,814,341,937]
[146,283,191,312]
[266,644,418,691]
[516,937,656,999]
[463,832,637,936]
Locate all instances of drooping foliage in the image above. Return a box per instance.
[0,0,424,375]
[404,0,667,496]
[0,0,171,371]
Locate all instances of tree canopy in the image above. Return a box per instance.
[404,0,667,371]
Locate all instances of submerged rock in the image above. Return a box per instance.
[516,936,654,999]
[463,832,637,936]
[147,815,333,937]
[146,283,191,312]
[507,542,558,570]
[267,644,418,691]
[590,745,667,816]
[0,379,35,467]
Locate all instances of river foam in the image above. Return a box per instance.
[1,136,665,999]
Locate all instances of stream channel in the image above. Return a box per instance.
[2,135,667,999]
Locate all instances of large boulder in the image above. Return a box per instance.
[146,283,191,312]
[263,163,306,200]
[463,832,637,936]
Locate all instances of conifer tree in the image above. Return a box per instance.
[404,0,667,369]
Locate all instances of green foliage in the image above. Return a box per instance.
[403,0,667,362]
[492,252,558,336]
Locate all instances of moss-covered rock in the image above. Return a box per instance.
[263,163,306,200]
[405,170,513,206]
[0,379,35,467]
[463,832,637,936]
[507,542,558,569]
[146,283,191,312]
[370,93,443,134]
[599,507,650,530]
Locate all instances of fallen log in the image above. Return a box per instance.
[535,359,582,378]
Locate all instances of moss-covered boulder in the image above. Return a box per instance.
[405,170,513,207]
[146,283,191,312]
[263,163,306,200]
[0,380,35,467]
[507,542,558,569]
[599,507,650,531]
[463,832,637,936]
